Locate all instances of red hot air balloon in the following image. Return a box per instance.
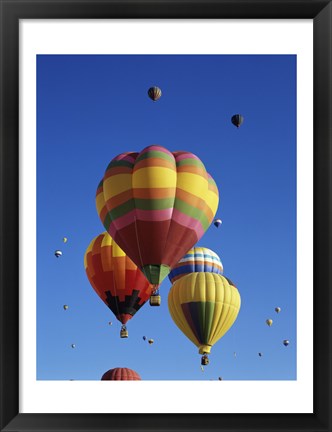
[101,367,141,380]
[96,145,219,285]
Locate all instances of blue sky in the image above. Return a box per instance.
[37,54,296,381]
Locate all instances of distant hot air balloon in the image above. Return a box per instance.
[275,307,281,313]
[71,344,76,349]
[84,232,155,338]
[213,218,222,228]
[266,319,273,327]
[147,86,162,101]
[231,114,244,128]
[96,145,219,286]
[258,352,263,357]
[218,377,223,381]
[148,339,154,345]
[283,339,290,347]
[168,273,241,365]
[63,237,68,243]
[63,305,69,310]
[101,367,141,380]
[55,250,62,258]
[168,246,223,284]
[143,336,146,341]
[108,321,113,326]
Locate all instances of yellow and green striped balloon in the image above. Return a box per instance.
[168,272,241,356]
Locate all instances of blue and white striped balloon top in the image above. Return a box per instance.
[168,247,223,284]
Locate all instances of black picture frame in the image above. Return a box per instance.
[0,1,331,431]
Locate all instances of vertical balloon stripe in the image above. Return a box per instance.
[168,283,201,348]
[182,302,203,344]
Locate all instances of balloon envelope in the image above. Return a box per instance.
[266,319,273,327]
[101,367,141,380]
[147,86,162,101]
[213,218,222,228]
[96,145,219,284]
[84,232,154,325]
[168,246,223,284]
[231,114,244,128]
[168,273,241,355]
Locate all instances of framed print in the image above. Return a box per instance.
[0,0,331,431]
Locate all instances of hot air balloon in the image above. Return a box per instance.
[101,367,141,380]
[55,250,62,258]
[63,237,68,243]
[71,344,76,349]
[258,352,263,357]
[168,273,241,365]
[147,86,162,101]
[283,339,290,347]
[96,145,219,287]
[231,114,244,128]
[213,218,222,228]
[84,232,154,338]
[218,377,223,381]
[168,246,223,284]
[108,321,113,326]
[63,305,68,310]
[148,339,154,345]
[266,319,273,327]
[143,336,146,341]
[275,307,281,313]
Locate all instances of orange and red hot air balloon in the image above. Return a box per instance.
[84,232,154,338]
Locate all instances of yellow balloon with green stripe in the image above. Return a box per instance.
[168,273,241,356]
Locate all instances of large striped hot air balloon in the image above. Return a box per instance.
[101,367,141,380]
[168,246,223,284]
[84,232,154,337]
[96,145,219,285]
[168,272,241,364]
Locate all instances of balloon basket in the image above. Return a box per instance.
[150,294,161,306]
[120,327,128,338]
[201,355,209,366]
